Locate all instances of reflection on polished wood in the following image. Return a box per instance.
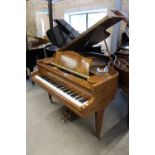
[54,51,92,75]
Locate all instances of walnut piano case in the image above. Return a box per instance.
[31,51,118,138]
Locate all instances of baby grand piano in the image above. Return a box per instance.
[31,13,124,138]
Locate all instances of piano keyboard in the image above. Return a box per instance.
[34,75,88,107]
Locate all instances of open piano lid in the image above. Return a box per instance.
[60,13,124,52]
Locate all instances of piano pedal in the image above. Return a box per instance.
[61,108,78,122]
[61,115,68,123]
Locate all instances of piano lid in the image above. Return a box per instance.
[60,14,124,52]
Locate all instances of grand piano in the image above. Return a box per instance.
[26,35,51,79]
[31,13,124,138]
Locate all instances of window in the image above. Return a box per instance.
[36,9,49,37]
[70,14,87,33]
[88,12,106,28]
[64,9,108,33]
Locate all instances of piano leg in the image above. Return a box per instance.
[95,109,105,139]
[48,93,53,104]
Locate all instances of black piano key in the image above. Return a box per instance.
[54,83,60,86]
[44,79,51,83]
[43,77,51,81]
[66,90,71,93]
[76,96,81,100]
[79,98,87,103]
[75,95,81,98]
[67,91,73,95]
[74,95,80,99]
[62,88,68,92]
[64,89,70,93]
[77,97,83,101]
[69,93,76,97]
[60,86,66,89]
[56,84,62,87]
[66,88,71,92]
[70,93,78,97]
[50,82,68,92]
[54,83,58,86]
[68,92,76,97]
[47,78,54,82]
[57,85,63,88]
[60,87,67,91]
[42,77,48,81]
[52,81,57,84]
[69,92,75,95]
[41,76,47,79]
[78,99,84,103]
